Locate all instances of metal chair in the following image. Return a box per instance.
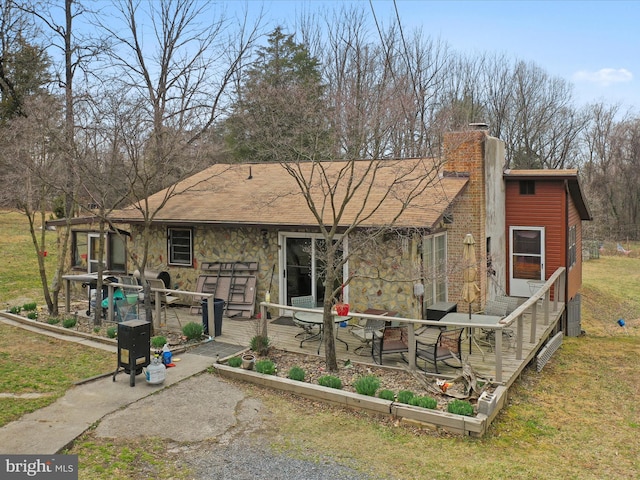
[415,328,464,374]
[371,324,409,365]
[479,298,515,351]
[145,278,180,326]
[350,318,386,356]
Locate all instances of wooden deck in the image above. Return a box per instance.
[93,267,568,390]
[166,295,564,389]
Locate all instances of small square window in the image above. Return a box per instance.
[519,180,535,195]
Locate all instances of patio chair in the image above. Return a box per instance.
[291,295,317,339]
[415,328,464,374]
[494,295,520,315]
[350,318,386,356]
[118,275,142,303]
[371,324,409,365]
[478,299,515,351]
[145,278,180,326]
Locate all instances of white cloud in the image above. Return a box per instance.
[572,68,633,86]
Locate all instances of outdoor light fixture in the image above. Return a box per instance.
[261,229,268,248]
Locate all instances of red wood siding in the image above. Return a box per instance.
[505,180,567,297]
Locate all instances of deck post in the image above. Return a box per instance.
[494,330,503,383]
[530,301,537,343]
[516,314,523,360]
[407,324,416,370]
[260,302,268,338]
[64,278,71,314]
[106,284,115,323]
[544,290,550,325]
[154,291,162,329]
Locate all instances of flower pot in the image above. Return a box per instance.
[336,303,350,316]
[241,353,256,370]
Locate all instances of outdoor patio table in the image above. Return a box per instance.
[294,309,351,354]
[438,312,504,354]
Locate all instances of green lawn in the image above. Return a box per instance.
[0,210,57,306]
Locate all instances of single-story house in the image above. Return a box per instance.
[54,127,591,332]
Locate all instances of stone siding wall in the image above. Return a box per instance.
[129,225,422,317]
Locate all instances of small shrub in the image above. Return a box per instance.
[9,306,21,314]
[151,336,167,349]
[397,390,415,404]
[287,366,305,381]
[227,356,243,368]
[182,322,204,340]
[47,317,60,325]
[353,375,381,396]
[22,302,37,311]
[249,335,270,354]
[26,311,38,320]
[255,359,276,375]
[447,399,474,416]
[318,375,342,389]
[409,396,438,409]
[106,326,117,338]
[93,327,101,334]
[378,389,395,401]
[62,318,77,329]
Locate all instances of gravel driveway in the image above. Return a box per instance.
[93,374,378,479]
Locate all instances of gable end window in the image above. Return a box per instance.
[519,180,535,195]
[168,228,193,266]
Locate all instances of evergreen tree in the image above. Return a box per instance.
[0,36,51,120]
[225,27,329,163]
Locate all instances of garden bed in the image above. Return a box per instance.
[215,348,507,436]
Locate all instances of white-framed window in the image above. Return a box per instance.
[423,231,448,307]
[568,225,576,268]
[71,230,126,273]
[168,228,193,266]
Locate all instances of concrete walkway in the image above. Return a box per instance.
[0,315,249,454]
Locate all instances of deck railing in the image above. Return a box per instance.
[259,267,566,383]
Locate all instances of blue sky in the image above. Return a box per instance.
[255,0,639,112]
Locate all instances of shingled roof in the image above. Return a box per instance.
[110,158,469,229]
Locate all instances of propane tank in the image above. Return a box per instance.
[145,356,166,385]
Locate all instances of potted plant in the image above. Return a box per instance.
[335,284,349,316]
[241,353,256,370]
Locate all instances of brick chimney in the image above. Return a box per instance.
[443,126,506,307]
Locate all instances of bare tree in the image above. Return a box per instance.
[476,57,587,169]
[15,0,110,315]
[229,9,450,371]
[0,94,64,313]
[313,4,450,160]
[581,103,640,239]
[91,0,260,324]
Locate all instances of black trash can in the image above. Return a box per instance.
[201,298,225,337]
